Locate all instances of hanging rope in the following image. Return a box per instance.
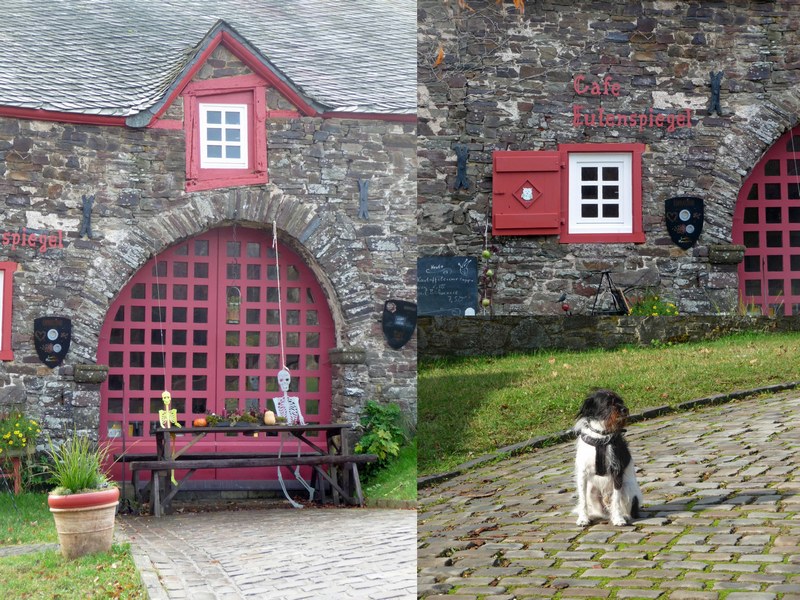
[151,241,169,388]
[150,239,181,486]
[271,221,313,507]
[272,221,287,370]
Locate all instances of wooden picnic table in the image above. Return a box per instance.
[128,423,376,517]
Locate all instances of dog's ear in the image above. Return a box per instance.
[578,394,596,418]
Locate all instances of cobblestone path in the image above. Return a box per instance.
[119,507,416,599]
[418,391,800,599]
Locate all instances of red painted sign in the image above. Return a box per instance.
[1,228,64,253]
[571,74,694,132]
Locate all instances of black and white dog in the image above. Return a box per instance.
[573,389,643,526]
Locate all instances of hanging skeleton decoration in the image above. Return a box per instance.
[270,220,314,508]
[274,367,315,508]
[158,390,181,485]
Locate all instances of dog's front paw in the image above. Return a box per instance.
[611,516,629,526]
[576,515,591,527]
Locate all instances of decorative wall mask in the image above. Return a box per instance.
[382,300,417,350]
[33,316,71,367]
[665,196,704,249]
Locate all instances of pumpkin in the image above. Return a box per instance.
[263,410,276,425]
[192,417,208,427]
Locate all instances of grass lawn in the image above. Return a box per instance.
[418,331,800,476]
[0,492,57,545]
[363,439,417,502]
[0,491,145,598]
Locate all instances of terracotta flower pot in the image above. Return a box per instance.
[48,487,119,559]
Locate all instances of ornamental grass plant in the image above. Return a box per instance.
[45,434,114,495]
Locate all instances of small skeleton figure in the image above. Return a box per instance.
[79,194,94,240]
[357,178,370,220]
[273,367,314,507]
[274,368,305,426]
[708,71,723,116]
[158,390,181,429]
[158,390,181,485]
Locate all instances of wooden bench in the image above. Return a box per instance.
[129,453,377,517]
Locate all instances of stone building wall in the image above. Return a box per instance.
[418,315,800,358]
[0,105,416,442]
[418,0,800,315]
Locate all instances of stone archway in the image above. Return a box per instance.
[97,225,336,483]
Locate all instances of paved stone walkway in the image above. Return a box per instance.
[118,506,416,599]
[418,391,800,599]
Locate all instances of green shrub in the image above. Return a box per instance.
[628,291,678,316]
[355,401,407,475]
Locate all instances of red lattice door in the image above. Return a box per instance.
[733,125,800,316]
[98,226,335,482]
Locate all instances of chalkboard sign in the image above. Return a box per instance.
[417,256,479,316]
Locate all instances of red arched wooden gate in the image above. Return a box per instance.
[98,226,335,482]
[733,125,800,316]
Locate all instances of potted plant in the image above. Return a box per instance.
[45,434,119,559]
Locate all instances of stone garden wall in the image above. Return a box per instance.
[0,105,416,442]
[418,0,800,315]
[418,315,800,358]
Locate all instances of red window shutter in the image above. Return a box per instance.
[492,151,562,236]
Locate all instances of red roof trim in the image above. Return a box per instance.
[141,29,319,127]
[0,106,126,126]
[142,34,224,126]
[150,119,183,130]
[267,110,302,119]
[220,31,318,117]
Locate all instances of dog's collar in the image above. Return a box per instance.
[577,424,626,447]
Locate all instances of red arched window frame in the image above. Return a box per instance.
[184,75,268,192]
[0,261,16,361]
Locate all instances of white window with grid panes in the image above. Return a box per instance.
[568,152,633,235]
[199,103,248,169]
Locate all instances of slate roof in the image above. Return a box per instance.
[0,0,416,119]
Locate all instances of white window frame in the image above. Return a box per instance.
[568,152,633,235]
[199,103,248,169]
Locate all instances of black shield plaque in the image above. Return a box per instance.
[665,196,704,249]
[34,316,71,368]
[382,300,417,350]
